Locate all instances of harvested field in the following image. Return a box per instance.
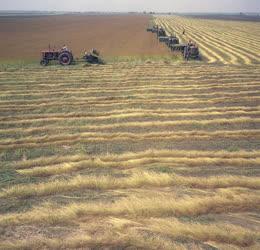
[0,60,259,249]
[0,14,260,250]
[0,15,169,61]
[155,15,260,65]
[184,14,260,22]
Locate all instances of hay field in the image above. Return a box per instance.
[155,15,260,65]
[0,14,260,249]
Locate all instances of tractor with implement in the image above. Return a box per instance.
[147,23,200,60]
[158,34,179,45]
[147,25,167,38]
[184,43,200,60]
[147,25,159,33]
[170,42,200,60]
[157,27,167,38]
[40,46,104,66]
[165,35,179,47]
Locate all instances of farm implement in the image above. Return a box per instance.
[83,49,104,64]
[147,25,200,60]
[40,46,104,66]
[146,25,159,33]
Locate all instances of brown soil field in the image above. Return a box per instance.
[0,14,169,61]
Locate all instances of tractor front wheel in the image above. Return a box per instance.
[40,59,49,66]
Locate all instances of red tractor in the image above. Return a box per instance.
[40,46,74,66]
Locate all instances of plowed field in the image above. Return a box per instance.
[0,15,169,60]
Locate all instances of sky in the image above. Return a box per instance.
[0,0,259,13]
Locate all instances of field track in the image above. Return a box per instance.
[0,59,259,249]
[155,15,260,65]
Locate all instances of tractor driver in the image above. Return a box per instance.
[62,45,68,51]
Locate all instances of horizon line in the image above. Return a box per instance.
[0,10,260,14]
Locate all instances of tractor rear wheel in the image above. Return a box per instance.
[58,52,73,66]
